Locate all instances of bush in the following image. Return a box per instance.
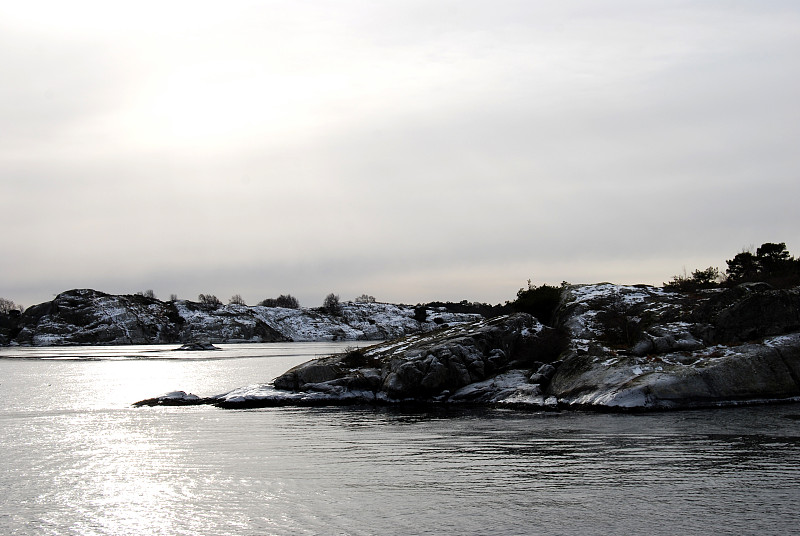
[136,289,156,299]
[259,294,300,308]
[664,266,721,292]
[276,294,299,308]
[509,280,565,326]
[323,293,342,316]
[354,294,376,303]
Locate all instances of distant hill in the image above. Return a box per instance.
[0,289,482,346]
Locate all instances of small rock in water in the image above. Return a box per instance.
[174,342,221,351]
[133,390,207,407]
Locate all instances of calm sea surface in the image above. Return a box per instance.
[1,343,799,536]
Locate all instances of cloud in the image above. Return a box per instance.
[2,1,799,308]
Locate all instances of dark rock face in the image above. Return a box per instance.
[264,313,563,404]
[0,309,22,345]
[12,289,291,345]
[15,290,183,345]
[690,285,800,344]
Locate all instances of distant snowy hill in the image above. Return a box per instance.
[6,289,482,346]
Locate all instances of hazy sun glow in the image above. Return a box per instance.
[2,1,799,308]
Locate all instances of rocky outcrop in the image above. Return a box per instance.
[136,313,565,407]
[689,284,800,344]
[546,283,800,409]
[174,342,221,351]
[271,313,561,401]
[135,282,800,411]
[10,289,482,346]
[16,290,185,345]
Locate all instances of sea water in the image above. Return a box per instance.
[1,343,799,535]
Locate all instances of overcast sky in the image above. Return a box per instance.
[2,1,799,308]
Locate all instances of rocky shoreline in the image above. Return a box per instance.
[135,282,800,411]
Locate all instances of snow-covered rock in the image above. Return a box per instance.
[547,283,800,409]
[135,282,800,411]
[11,289,483,346]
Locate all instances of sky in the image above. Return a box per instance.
[2,1,799,309]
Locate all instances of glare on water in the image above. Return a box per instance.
[1,343,800,536]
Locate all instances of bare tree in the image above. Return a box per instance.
[198,294,222,309]
[354,294,376,303]
[0,297,23,314]
[229,294,246,306]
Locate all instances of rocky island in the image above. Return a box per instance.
[4,242,798,411]
[136,281,800,411]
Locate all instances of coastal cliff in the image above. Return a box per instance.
[136,282,800,410]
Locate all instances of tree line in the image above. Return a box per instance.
[665,242,800,291]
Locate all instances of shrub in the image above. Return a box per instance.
[509,280,565,326]
[259,294,300,308]
[198,294,222,309]
[664,266,721,291]
[355,294,376,303]
[323,293,342,316]
[276,294,300,308]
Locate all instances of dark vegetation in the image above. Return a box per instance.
[508,280,567,326]
[0,304,23,345]
[322,293,342,316]
[198,294,222,310]
[259,294,300,309]
[665,242,800,291]
[421,281,568,327]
